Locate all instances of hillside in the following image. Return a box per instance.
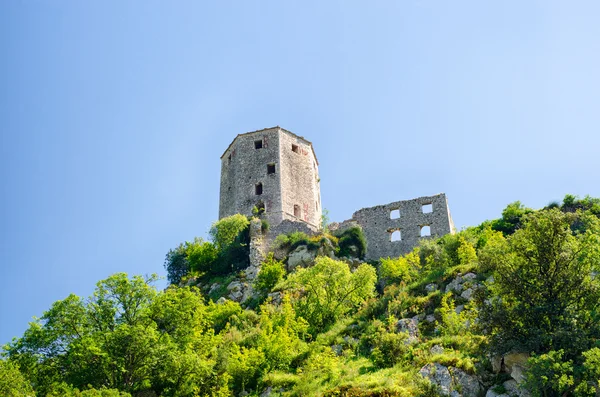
[2,195,600,397]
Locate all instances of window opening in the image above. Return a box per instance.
[420,225,431,237]
[228,153,232,164]
[255,182,263,195]
[292,144,299,153]
[422,203,433,213]
[254,139,263,149]
[390,209,400,219]
[293,204,301,218]
[391,230,401,242]
[267,163,276,174]
[255,200,265,215]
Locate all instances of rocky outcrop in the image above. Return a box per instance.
[503,352,529,384]
[287,245,316,270]
[420,363,453,395]
[419,363,482,397]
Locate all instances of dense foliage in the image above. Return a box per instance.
[4,194,600,396]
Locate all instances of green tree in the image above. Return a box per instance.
[479,209,600,356]
[285,257,377,335]
[5,274,228,397]
[491,201,533,236]
[0,359,33,397]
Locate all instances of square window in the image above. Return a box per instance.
[267,163,276,174]
[292,144,299,153]
[254,140,263,149]
[422,203,433,213]
[390,209,400,219]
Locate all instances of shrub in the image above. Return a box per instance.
[337,227,367,259]
[255,253,286,294]
[379,251,420,285]
[523,350,574,397]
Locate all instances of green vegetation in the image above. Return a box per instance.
[4,194,600,396]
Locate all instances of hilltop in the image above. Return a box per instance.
[2,194,600,397]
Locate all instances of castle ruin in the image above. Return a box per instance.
[219,127,455,261]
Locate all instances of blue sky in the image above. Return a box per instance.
[1,1,599,345]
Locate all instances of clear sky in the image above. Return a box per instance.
[1,1,599,346]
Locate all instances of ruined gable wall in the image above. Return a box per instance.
[279,130,322,229]
[219,128,283,226]
[351,193,455,261]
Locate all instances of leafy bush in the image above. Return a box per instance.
[379,251,420,285]
[523,350,574,397]
[255,253,286,294]
[337,227,367,259]
[285,257,377,335]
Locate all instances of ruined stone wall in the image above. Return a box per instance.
[219,127,284,227]
[279,130,321,229]
[351,193,455,261]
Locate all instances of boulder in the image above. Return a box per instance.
[503,379,531,397]
[396,318,419,343]
[425,283,438,293]
[450,367,482,397]
[485,387,509,397]
[419,363,452,396]
[490,354,503,373]
[461,288,474,300]
[503,352,529,384]
[287,245,316,270]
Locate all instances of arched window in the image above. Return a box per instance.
[293,204,301,218]
[391,230,401,242]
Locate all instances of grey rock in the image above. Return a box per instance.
[267,291,282,305]
[331,344,343,356]
[260,387,272,397]
[208,283,221,295]
[419,363,452,396]
[503,352,529,384]
[503,380,531,397]
[216,297,227,304]
[462,273,477,281]
[430,344,445,355]
[396,318,419,343]
[461,288,474,300]
[425,314,436,323]
[485,387,509,397]
[287,245,316,270]
[451,367,482,397]
[426,283,438,293]
[455,304,465,314]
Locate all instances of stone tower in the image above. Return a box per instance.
[219,127,322,231]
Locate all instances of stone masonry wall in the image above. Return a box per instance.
[278,130,322,229]
[219,127,284,227]
[351,193,455,261]
[219,127,322,231]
